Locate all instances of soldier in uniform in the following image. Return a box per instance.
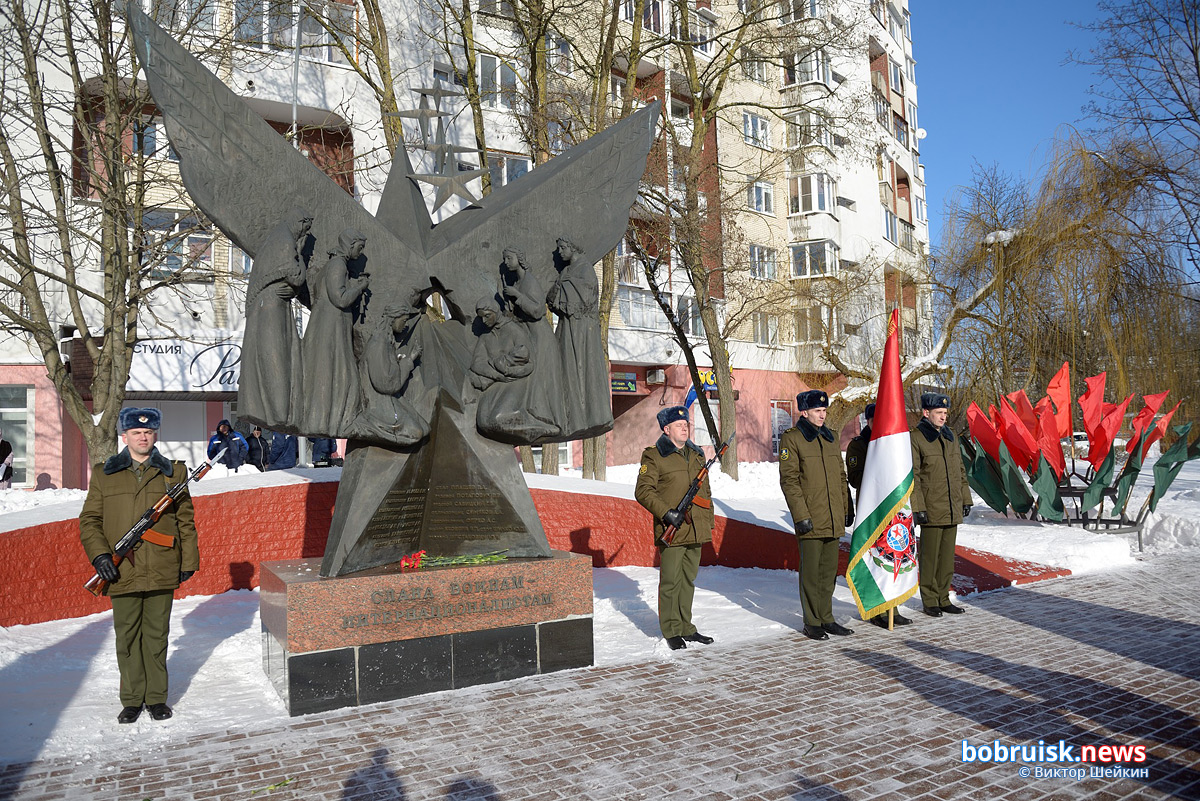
[779,390,854,640]
[79,408,199,723]
[910,392,972,617]
[634,405,715,651]
[847,403,913,629]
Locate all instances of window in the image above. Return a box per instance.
[786,111,832,149]
[753,312,780,346]
[795,305,833,343]
[779,0,821,23]
[749,244,777,279]
[742,49,768,84]
[747,180,774,214]
[140,210,213,281]
[135,116,179,161]
[789,173,836,215]
[487,152,531,189]
[0,386,32,487]
[618,286,670,330]
[743,112,771,149]
[234,0,352,62]
[881,206,899,243]
[903,9,911,39]
[791,240,837,278]
[148,0,215,31]
[546,34,571,75]
[906,57,916,84]
[893,113,908,147]
[677,10,714,55]
[906,102,918,134]
[230,243,253,277]
[642,0,664,34]
[676,295,704,337]
[548,119,572,154]
[480,0,515,17]
[915,195,927,223]
[889,59,905,95]
[770,400,793,456]
[692,399,720,447]
[888,10,903,42]
[479,54,518,109]
[783,49,832,88]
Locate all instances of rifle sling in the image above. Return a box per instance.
[692,496,711,509]
[142,529,176,548]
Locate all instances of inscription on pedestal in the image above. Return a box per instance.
[425,485,506,541]
[361,486,427,552]
[344,574,552,631]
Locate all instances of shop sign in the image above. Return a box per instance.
[127,338,241,393]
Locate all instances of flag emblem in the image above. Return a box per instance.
[872,514,918,580]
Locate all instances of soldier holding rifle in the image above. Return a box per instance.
[635,406,717,651]
[79,408,199,724]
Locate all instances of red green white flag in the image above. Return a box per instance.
[847,309,919,620]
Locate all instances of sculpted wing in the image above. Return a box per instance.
[126,3,418,276]
[414,102,661,317]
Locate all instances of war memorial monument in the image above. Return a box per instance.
[128,5,659,714]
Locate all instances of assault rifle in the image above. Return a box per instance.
[83,447,225,597]
[660,434,734,546]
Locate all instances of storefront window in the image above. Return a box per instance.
[0,386,33,486]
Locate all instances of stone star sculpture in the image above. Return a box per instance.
[129,3,659,577]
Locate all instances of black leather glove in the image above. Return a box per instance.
[796,518,814,535]
[179,571,195,583]
[962,505,972,518]
[663,509,685,529]
[845,513,855,527]
[914,511,929,526]
[92,553,119,582]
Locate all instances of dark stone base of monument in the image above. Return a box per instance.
[260,550,593,716]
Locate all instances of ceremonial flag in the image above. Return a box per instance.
[1140,400,1182,462]
[967,402,1003,464]
[1080,447,1116,512]
[1087,393,1133,471]
[1046,362,1072,439]
[846,309,919,621]
[998,399,1039,473]
[961,438,1009,514]
[1126,391,1169,455]
[1031,454,1064,522]
[998,441,1035,515]
[1078,372,1106,445]
[1004,390,1039,436]
[1034,403,1066,479]
[1150,423,1200,512]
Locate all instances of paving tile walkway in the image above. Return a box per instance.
[3,553,1198,801]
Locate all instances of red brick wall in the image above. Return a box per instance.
[1,481,793,627]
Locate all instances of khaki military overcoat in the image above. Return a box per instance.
[779,418,850,539]
[910,418,972,526]
[634,436,714,546]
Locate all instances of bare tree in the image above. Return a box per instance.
[0,0,250,463]
[1073,0,1200,269]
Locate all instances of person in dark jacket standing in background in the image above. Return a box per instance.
[779,390,854,641]
[207,419,247,472]
[245,425,270,471]
[634,405,716,651]
[268,431,298,470]
[846,403,911,629]
[79,408,198,724]
[910,392,973,617]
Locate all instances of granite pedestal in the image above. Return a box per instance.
[260,550,594,715]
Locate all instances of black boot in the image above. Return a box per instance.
[683,632,714,645]
[940,603,965,614]
[802,625,829,641]
[147,703,173,721]
[117,705,143,724]
[665,636,687,650]
[823,622,854,636]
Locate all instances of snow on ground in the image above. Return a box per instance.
[1,460,1198,767]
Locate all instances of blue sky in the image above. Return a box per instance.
[914,0,1107,248]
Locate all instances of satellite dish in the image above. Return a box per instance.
[915,128,927,140]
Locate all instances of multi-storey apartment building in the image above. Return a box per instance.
[0,0,929,488]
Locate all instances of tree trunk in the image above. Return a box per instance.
[540,441,559,476]
[518,445,536,473]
